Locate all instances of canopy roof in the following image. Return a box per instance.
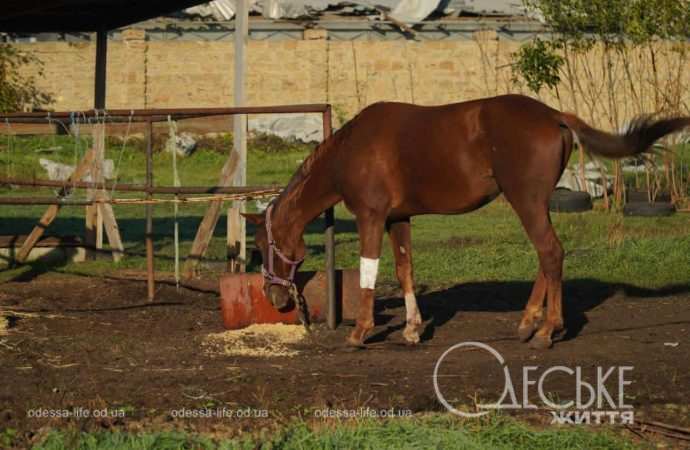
[1,0,211,32]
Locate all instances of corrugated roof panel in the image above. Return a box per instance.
[444,0,528,16]
[184,0,529,21]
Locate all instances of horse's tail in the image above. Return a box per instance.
[559,112,690,158]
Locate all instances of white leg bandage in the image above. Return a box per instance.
[359,257,379,290]
[405,292,420,323]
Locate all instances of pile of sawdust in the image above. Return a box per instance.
[203,323,308,358]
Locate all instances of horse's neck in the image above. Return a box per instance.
[272,148,340,241]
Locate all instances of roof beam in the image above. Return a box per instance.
[0,0,210,32]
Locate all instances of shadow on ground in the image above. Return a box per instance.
[369,279,690,344]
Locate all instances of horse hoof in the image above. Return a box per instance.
[403,326,420,344]
[528,334,553,350]
[552,328,567,342]
[346,334,363,346]
[343,339,366,351]
[517,324,537,343]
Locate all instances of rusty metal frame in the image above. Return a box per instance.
[0,104,338,328]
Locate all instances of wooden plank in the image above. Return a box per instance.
[86,29,107,259]
[85,123,105,258]
[84,120,124,262]
[96,205,104,249]
[182,151,239,278]
[98,201,124,262]
[233,0,248,272]
[16,149,96,263]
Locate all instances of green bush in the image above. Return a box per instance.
[0,43,53,113]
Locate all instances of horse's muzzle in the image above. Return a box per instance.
[266,284,291,311]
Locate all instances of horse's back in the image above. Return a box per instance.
[334,95,566,216]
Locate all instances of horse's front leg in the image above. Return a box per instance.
[347,212,387,347]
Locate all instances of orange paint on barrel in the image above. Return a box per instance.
[219,270,360,329]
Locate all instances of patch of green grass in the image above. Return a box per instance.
[1,428,18,448]
[33,415,642,450]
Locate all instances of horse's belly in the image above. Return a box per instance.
[395,175,500,216]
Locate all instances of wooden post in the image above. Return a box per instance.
[98,201,124,262]
[183,151,240,278]
[86,123,124,262]
[94,123,105,247]
[323,106,337,329]
[227,206,241,272]
[94,29,107,110]
[232,0,248,272]
[145,120,155,300]
[85,124,105,258]
[86,29,108,259]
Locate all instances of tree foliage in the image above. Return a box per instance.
[512,38,564,93]
[513,0,690,94]
[0,43,53,113]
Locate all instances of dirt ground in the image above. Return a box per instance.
[1,271,689,445]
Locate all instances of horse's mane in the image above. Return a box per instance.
[277,110,360,207]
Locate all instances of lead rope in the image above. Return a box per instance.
[289,283,311,332]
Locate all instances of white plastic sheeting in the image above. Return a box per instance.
[185,0,242,20]
[165,132,198,157]
[185,0,446,22]
[444,0,529,17]
[184,0,532,21]
[248,113,324,143]
[261,0,339,19]
[39,158,115,182]
[387,0,442,23]
[556,162,613,198]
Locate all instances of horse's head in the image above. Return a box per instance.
[244,206,306,310]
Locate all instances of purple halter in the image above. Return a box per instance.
[261,203,304,288]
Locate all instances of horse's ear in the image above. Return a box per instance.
[241,213,265,225]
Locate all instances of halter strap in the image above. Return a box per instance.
[261,203,304,288]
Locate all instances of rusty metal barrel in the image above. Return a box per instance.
[219,269,360,329]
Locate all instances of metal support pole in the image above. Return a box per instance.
[233,0,249,272]
[86,28,108,259]
[94,29,108,110]
[323,106,337,329]
[146,120,155,301]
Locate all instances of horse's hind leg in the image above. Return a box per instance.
[518,269,547,342]
[386,218,422,344]
[509,202,565,349]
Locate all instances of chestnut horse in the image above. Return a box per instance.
[244,94,689,349]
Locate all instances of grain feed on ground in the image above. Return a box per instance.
[203,323,308,358]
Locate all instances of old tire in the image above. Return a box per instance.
[626,190,671,203]
[623,201,675,217]
[549,189,593,213]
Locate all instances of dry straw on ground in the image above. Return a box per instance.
[0,316,8,336]
[203,323,308,358]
